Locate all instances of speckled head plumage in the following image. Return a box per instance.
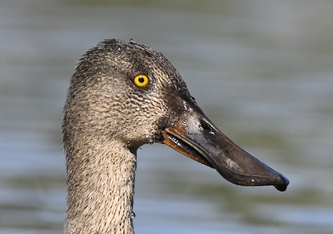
[64,39,194,149]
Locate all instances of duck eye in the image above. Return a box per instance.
[134,75,149,87]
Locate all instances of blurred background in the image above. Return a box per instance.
[1,0,333,233]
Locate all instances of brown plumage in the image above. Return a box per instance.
[63,39,288,234]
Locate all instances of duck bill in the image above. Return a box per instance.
[162,104,289,192]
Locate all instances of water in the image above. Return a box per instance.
[1,0,333,233]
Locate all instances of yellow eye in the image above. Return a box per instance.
[134,75,149,87]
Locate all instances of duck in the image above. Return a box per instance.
[62,39,289,234]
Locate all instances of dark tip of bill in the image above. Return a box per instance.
[274,175,289,192]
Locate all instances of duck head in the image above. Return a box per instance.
[66,39,288,192]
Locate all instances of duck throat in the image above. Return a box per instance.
[65,140,137,234]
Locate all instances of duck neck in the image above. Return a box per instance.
[65,139,137,234]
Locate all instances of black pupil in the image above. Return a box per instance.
[138,77,145,83]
